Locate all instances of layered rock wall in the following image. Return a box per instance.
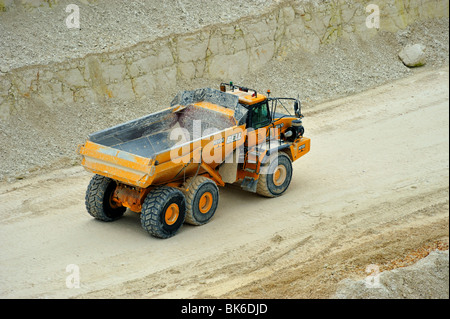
[0,0,448,120]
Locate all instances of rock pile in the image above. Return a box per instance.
[334,250,449,299]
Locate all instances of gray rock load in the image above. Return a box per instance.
[399,44,427,67]
[334,250,449,299]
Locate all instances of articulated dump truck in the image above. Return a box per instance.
[78,83,310,238]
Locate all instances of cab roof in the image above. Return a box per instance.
[226,89,267,106]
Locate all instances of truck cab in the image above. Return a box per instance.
[219,82,310,194]
[220,84,271,129]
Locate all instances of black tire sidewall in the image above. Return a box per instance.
[86,175,125,221]
[159,192,186,235]
[141,187,187,239]
[265,154,293,196]
[102,179,126,220]
[191,182,219,225]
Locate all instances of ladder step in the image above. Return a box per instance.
[240,176,258,193]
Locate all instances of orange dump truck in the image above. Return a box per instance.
[78,84,310,238]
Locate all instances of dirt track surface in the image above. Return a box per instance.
[0,67,448,299]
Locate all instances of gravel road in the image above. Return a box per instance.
[0,67,447,298]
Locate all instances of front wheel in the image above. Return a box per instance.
[140,186,186,239]
[256,152,293,198]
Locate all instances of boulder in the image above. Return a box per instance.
[399,44,427,67]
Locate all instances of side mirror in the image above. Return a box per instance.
[294,100,302,118]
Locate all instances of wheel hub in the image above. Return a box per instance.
[165,203,179,225]
[272,165,287,186]
[198,192,213,214]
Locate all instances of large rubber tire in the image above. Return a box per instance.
[140,186,186,239]
[182,176,219,226]
[85,174,126,221]
[256,152,293,198]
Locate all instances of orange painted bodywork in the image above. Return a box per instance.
[226,90,267,106]
[235,117,311,182]
[112,183,151,213]
[290,137,311,161]
[79,125,246,189]
[79,141,155,188]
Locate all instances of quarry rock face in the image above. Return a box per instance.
[0,0,448,120]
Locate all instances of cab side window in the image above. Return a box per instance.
[249,102,271,129]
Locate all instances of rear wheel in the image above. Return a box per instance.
[256,152,293,198]
[85,174,126,221]
[140,186,186,239]
[182,176,219,225]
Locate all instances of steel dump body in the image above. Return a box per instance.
[79,88,248,188]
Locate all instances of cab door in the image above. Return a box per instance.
[246,101,271,147]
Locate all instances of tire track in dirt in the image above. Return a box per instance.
[0,67,448,299]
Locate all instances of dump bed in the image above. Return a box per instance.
[78,88,248,188]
